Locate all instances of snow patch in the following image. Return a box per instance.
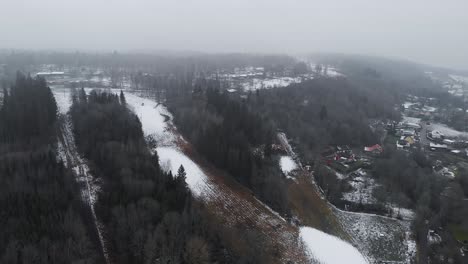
[124,92,175,145]
[279,156,297,175]
[299,226,368,264]
[241,77,304,91]
[336,209,415,263]
[124,92,213,198]
[342,176,379,205]
[157,147,210,197]
[53,88,73,115]
[402,115,421,124]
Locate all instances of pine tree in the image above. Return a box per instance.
[120,90,126,105]
[177,165,186,182]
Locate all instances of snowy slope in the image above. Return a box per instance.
[336,209,416,263]
[300,227,368,264]
[123,92,213,198]
[157,147,211,197]
[125,92,311,263]
[124,93,173,142]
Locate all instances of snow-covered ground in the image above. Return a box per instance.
[53,87,73,115]
[124,92,176,146]
[241,77,304,91]
[157,147,212,197]
[428,122,468,139]
[124,92,214,198]
[300,226,368,264]
[402,115,421,124]
[342,176,379,205]
[280,156,298,175]
[277,132,302,169]
[336,209,416,264]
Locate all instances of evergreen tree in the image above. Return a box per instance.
[120,90,126,105]
[177,165,187,182]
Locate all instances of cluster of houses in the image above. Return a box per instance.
[403,96,438,118]
[321,145,376,173]
[426,130,468,154]
[216,67,265,80]
[390,120,421,149]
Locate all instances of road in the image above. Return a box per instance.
[419,121,430,149]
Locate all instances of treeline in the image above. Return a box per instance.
[0,74,57,151]
[0,51,297,77]
[0,74,99,263]
[70,89,238,263]
[168,80,290,215]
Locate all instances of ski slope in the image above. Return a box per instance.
[124,92,213,198]
[125,91,311,263]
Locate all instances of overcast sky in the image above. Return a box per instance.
[1,0,467,69]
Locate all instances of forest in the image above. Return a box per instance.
[70,88,277,263]
[0,74,99,263]
[70,89,230,263]
[167,80,290,215]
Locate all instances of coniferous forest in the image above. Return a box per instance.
[0,74,99,263]
[70,89,240,263]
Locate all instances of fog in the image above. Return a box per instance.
[1,0,467,69]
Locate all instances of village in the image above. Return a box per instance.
[315,90,468,211]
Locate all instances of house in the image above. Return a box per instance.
[397,136,415,149]
[364,144,383,154]
[397,139,409,149]
[36,71,65,77]
[429,142,448,151]
[402,136,415,145]
[427,130,444,141]
[397,129,416,137]
[443,139,456,145]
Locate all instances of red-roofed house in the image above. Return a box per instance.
[364,144,383,154]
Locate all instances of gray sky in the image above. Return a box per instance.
[1,0,467,69]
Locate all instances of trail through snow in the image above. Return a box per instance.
[52,88,111,264]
